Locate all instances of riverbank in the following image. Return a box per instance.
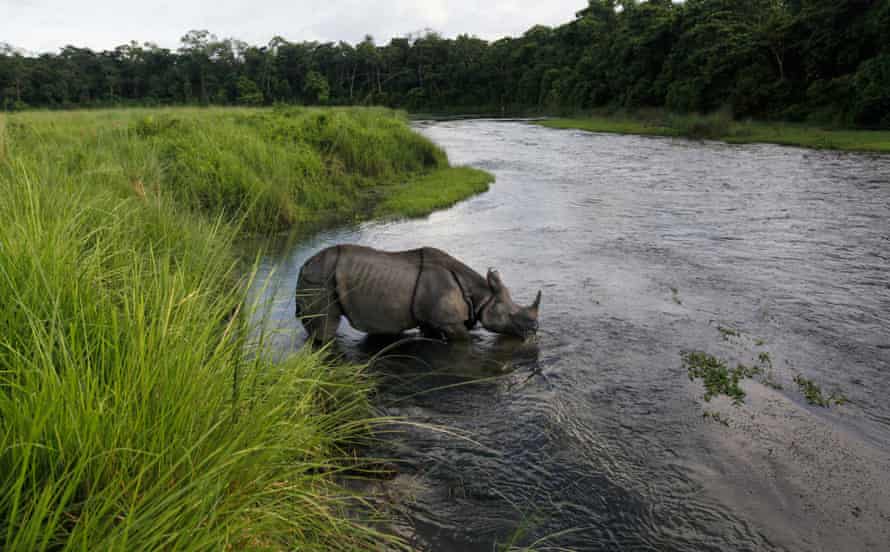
[0,107,489,549]
[537,113,890,153]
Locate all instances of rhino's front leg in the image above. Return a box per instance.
[419,323,445,340]
[440,323,471,342]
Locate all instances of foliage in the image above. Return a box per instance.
[0,108,431,549]
[793,375,848,407]
[1,1,888,127]
[303,70,330,104]
[235,75,263,105]
[3,107,458,235]
[683,351,763,405]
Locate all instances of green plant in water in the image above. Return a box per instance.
[683,352,760,405]
[702,410,731,427]
[793,375,848,407]
[717,325,740,340]
[0,107,455,550]
[751,350,782,389]
[670,286,682,305]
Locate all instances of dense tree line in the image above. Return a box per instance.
[2,0,889,127]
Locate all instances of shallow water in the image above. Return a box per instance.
[252,121,890,551]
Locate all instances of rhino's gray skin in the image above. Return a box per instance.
[295,244,541,342]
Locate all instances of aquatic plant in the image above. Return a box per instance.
[683,351,762,405]
[717,325,741,340]
[793,375,848,407]
[670,286,682,305]
[702,410,731,427]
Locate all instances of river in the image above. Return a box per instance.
[252,120,890,551]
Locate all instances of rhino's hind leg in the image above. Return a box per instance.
[296,283,342,342]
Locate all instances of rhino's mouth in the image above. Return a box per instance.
[515,324,538,340]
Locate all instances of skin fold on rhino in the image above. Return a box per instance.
[295,244,541,342]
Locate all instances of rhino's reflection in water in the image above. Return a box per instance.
[251,120,890,551]
[361,334,541,388]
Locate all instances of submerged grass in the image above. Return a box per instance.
[538,111,890,153]
[0,107,486,549]
[682,351,762,405]
[793,375,848,407]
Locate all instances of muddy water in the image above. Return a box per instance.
[252,121,890,551]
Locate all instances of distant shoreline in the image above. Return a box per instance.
[536,114,890,154]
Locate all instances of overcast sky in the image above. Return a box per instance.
[2,0,587,53]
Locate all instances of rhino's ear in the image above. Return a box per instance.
[487,269,504,294]
[529,290,542,316]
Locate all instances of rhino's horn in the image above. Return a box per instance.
[530,290,542,313]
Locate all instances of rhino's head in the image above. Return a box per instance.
[479,269,541,339]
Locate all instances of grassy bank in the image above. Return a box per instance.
[538,112,890,153]
[374,166,493,218]
[5,107,489,234]
[0,107,485,550]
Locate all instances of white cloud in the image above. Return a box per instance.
[1,0,584,53]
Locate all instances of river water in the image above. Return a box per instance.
[252,121,890,551]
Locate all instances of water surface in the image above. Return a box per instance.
[253,121,890,551]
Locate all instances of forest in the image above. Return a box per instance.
[2,0,889,128]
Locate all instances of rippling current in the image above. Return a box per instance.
[252,121,890,551]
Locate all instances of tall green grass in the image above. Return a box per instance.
[4,107,463,235]
[0,107,468,550]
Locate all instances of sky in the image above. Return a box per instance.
[2,0,587,54]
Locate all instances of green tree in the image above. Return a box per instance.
[2,1,888,126]
[303,70,329,104]
[236,75,263,105]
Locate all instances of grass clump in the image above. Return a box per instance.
[757,352,784,390]
[683,351,762,405]
[0,108,441,549]
[793,375,848,407]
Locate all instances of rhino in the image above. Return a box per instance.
[295,244,541,342]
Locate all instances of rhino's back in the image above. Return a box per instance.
[336,245,421,334]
